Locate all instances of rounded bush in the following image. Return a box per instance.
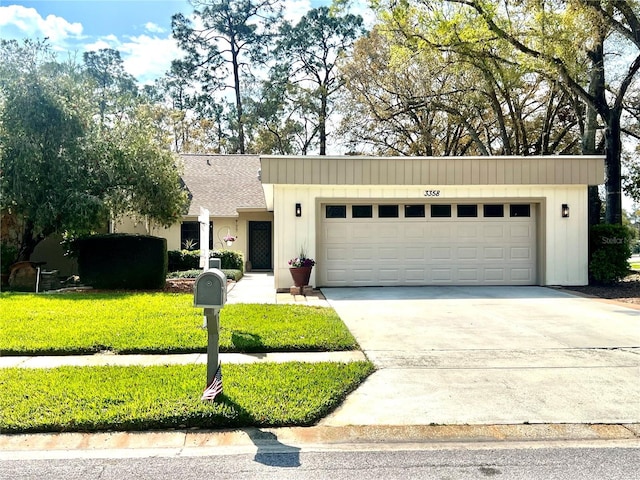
[589,224,632,284]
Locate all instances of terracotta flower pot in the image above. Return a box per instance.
[289,266,312,287]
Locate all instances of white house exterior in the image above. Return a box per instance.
[259,155,605,291]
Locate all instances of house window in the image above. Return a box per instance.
[457,204,478,218]
[378,205,399,218]
[180,221,213,250]
[404,205,426,218]
[430,204,452,218]
[326,205,347,218]
[510,204,531,217]
[352,205,373,218]
[484,204,504,217]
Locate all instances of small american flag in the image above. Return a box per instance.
[201,364,223,401]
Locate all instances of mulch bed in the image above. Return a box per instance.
[561,273,640,305]
[163,278,196,294]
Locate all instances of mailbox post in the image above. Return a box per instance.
[193,268,227,399]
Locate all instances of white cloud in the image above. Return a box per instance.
[144,22,165,34]
[119,35,183,85]
[0,5,83,42]
[83,33,182,84]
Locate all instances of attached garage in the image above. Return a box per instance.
[259,155,604,291]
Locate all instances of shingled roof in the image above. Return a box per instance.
[180,154,266,217]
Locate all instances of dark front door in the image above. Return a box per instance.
[248,221,272,270]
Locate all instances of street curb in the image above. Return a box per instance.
[1,424,639,456]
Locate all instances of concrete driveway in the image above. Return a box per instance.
[320,286,640,426]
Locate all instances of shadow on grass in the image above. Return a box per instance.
[231,331,264,352]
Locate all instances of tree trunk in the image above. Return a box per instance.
[582,70,602,227]
[17,220,44,262]
[604,112,623,224]
[231,45,245,154]
[319,88,327,156]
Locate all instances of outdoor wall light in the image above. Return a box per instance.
[295,203,302,217]
[562,204,570,218]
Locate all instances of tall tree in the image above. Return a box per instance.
[83,48,138,125]
[276,6,364,155]
[172,0,282,154]
[376,0,640,224]
[0,40,188,262]
[339,26,583,157]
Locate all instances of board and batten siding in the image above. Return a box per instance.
[261,155,603,290]
[270,184,591,290]
[260,156,604,186]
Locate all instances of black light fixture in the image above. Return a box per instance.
[295,203,302,217]
[562,204,570,218]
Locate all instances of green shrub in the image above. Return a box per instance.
[213,249,243,272]
[168,250,200,271]
[167,268,242,281]
[75,234,167,289]
[589,224,632,284]
[168,249,244,273]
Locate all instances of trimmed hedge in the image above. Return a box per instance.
[589,224,632,284]
[75,234,167,290]
[168,249,244,273]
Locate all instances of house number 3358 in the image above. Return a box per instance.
[423,190,441,197]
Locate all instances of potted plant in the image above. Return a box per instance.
[223,234,237,247]
[288,248,315,287]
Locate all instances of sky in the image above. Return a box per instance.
[0,0,373,84]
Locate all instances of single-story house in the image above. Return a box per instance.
[259,155,605,291]
[116,154,274,271]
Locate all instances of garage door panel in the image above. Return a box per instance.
[457,225,479,239]
[378,247,400,260]
[484,247,505,260]
[326,247,349,261]
[431,247,452,260]
[511,268,534,282]
[485,268,505,281]
[509,224,533,239]
[406,247,426,260]
[457,268,479,281]
[510,247,532,260]
[352,247,375,260]
[457,247,478,259]
[431,268,453,282]
[483,225,505,238]
[320,203,536,286]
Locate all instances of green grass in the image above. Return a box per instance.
[629,262,640,270]
[0,292,358,355]
[0,362,374,433]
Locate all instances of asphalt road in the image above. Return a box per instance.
[3,441,639,480]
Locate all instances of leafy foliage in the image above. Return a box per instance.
[589,224,633,284]
[0,40,188,261]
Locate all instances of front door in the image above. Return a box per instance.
[248,221,272,270]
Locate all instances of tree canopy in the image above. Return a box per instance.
[0,40,188,262]
[372,0,640,223]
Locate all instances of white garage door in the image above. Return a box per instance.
[319,202,536,286]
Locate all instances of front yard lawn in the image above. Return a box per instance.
[0,292,358,355]
[0,362,375,433]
